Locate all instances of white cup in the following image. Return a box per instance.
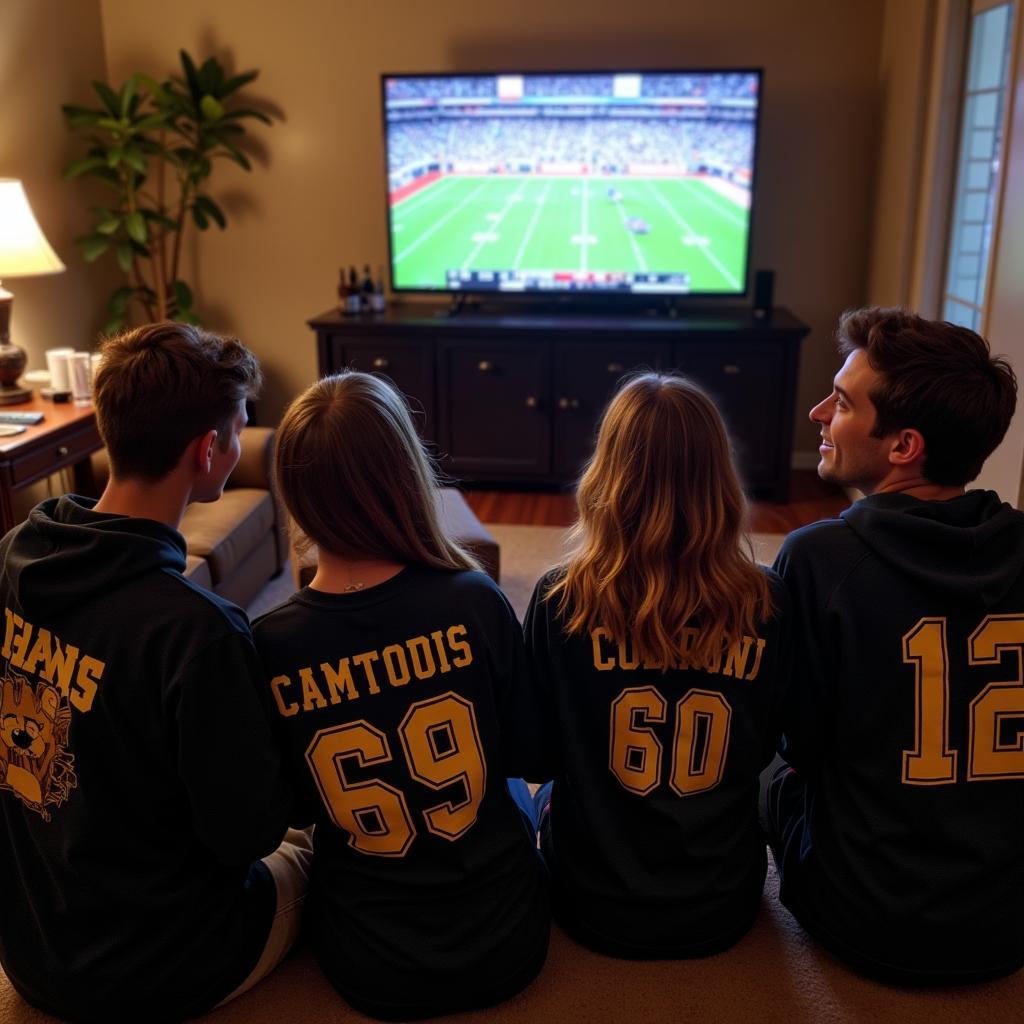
[45,348,76,392]
[69,353,92,404]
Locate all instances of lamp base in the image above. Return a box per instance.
[0,384,32,405]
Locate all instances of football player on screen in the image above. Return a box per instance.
[765,306,1022,983]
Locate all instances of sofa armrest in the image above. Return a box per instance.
[228,426,275,491]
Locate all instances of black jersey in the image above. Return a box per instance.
[775,490,1024,982]
[252,566,549,1020]
[0,497,289,1023]
[524,567,789,957]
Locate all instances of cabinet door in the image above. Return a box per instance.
[553,341,672,479]
[437,339,550,478]
[676,345,783,489]
[342,340,435,440]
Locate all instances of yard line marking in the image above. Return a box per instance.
[680,180,746,228]
[645,180,741,290]
[393,176,455,212]
[395,181,491,263]
[580,178,590,272]
[514,181,551,269]
[461,181,528,269]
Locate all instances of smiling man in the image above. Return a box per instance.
[765,306,1024,984]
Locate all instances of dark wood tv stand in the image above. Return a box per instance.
[308,303,809,501]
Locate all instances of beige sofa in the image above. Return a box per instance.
[89,426,288,608]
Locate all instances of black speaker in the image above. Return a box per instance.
[753,269,774,320]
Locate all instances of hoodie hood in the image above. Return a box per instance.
[1,495,186,619]
[841,489,1024,609]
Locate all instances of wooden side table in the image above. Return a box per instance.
[0,396,102,535]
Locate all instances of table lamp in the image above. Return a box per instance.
[0,179,65,404]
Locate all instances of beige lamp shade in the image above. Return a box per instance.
[0,178,65,277]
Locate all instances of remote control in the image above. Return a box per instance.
[0,411,44,425]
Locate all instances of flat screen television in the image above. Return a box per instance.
[381,69,762,304]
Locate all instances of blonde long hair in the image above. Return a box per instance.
[548,373,772,668]
[276,372,480,572]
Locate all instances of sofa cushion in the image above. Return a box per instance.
[179,489,275,585]
[183,554,213,590]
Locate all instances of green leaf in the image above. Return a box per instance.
[199,94,226,121]
[173,280,194,310]
[132,113,172,134]
[179,50,202,99]
[63,155,107,179]
[194,194,226,229]
[96,212,121,235]
[222,70,259,96]
[103,314,126,335]
[220,107,273,125]
[124,211,147,244]
[108,286,136,316]
[121,148,147,175]
[119,77,137,118]
[62,105,103,128]
[141,209,178,230]
[191,206,209,229]
[78,234,111,261]
[116,242,134,273]
[106,148,123,168]
[97,117,128,133]
[219,142,251,171]
[92,80,121,116]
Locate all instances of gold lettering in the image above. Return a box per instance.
[446,625,472,668]
[2,607,18,660]
[321,659,359,703]
[407,636,437,678]
[299,667,327,711]
[592,628,615,671]
[382,644,411,687]
[71,656,104,713]
[271,675,299,717]
[10,617,32,668]
[745,638,767,681]
[352,651,382,694]
[724,637,753,679]
[430,631,452,673]
[618,636,640,671]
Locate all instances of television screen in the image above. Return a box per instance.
[381,70,762,300]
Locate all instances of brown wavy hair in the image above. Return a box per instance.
[548,373,772,668]
[275,372,480,572]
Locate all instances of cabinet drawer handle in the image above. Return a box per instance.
[57,446,69,458]
[478,360,494,373]
[525,395,538,409]
[606,362,625,374]
[723,364,741,375]
[372,356,389,370]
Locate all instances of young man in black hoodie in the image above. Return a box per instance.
[766,306,1021,984]
[0,322,310,1022]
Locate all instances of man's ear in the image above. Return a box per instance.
[194,428,219,475]
[888,427,926,469]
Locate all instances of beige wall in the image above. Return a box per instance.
[91,1,884,455]
[1,0,120,368]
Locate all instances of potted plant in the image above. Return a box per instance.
[62,50,275,332]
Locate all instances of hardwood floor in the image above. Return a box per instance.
[464,470,850,533]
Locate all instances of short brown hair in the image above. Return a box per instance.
[837,307,1017,486]
[275,372,479,572]
[548,373,772,670]
[93,321,262,482]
